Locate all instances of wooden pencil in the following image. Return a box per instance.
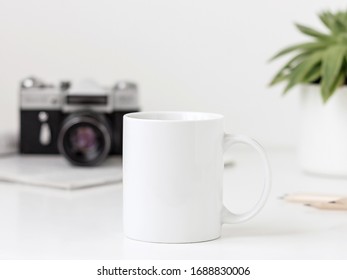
[330,198,347,205]
[305,201,347,211]
[281,193,344,204]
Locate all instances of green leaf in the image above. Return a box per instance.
[330,72,345,95]
[269,42,326,61]
[321,72,344,103]
[284,51,323,93]
[295,23,330,40]
[319,11,338,33]
[269,71,283,86]
[321,45,346,102]
[269,71,288,86]
[335,22,346,33]
[319,11,347,34]
[302,63,321,83]
[336,12,347,30]
[269,53,308,86]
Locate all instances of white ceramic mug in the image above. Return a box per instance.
[123,112,271,243]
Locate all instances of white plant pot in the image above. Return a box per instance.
[299,84,347,176]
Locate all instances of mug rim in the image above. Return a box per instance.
[124,111,224,122]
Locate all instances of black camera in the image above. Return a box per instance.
[19,77,139,166]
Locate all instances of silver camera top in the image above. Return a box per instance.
[21,77,50,89]
[20,77,139,112]
[20,77,62,110]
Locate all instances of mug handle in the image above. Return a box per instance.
[222,134,271,224]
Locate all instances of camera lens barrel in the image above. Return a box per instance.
[58,113,112,166]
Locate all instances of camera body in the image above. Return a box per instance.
[20,77,139,166]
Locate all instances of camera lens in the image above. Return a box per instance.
[70,126,99,156]
[58,114,111,166]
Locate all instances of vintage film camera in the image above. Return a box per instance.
[20,77,139,166]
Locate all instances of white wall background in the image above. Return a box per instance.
[0,0,346,148]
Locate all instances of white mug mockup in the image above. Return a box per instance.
[123,112,271,243]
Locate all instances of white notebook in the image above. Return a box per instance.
[0,131,17,155]
[0,155,123,190]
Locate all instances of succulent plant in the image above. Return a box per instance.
[270,10,347,102]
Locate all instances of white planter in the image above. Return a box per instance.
[299,84,347,176]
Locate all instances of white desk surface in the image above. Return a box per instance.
[0,149,346,260]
